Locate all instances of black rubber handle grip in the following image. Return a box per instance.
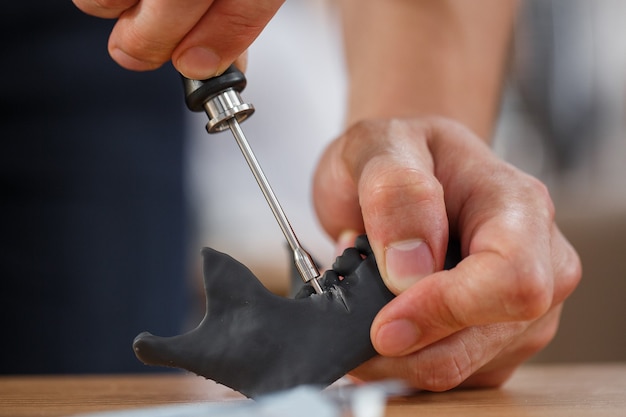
[182,65,247,112]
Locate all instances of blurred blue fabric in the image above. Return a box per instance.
[0,3,190,373]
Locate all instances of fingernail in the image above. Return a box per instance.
[385,239,434,292]
[110,48,160,71]
[177,46,221,79]
[375,319,420,355]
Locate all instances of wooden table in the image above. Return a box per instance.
[1,363,625,417]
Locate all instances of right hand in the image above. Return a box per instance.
[72,0,285,79]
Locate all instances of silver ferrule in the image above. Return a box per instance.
[294,248,323,294]
[203,88,255,133]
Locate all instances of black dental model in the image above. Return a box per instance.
[133,235,395,398]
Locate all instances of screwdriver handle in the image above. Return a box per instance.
[182,65,255,133]
[183,65,247,112]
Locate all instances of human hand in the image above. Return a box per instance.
[71,0,284,79]
[313,117,581,390]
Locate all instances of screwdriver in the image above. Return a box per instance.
[182,66,324,295]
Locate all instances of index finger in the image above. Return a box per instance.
[171,0,284,78]
[314,119,450,294]
[72,0,139,18]
[106,0,217,72]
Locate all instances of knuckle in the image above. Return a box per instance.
[472,237,552,322]
[412,350,473,392]
[362,167,442,214]
[494,175,559,320]
[512,309,562,360]
[424,279,470,331]
[525,317,560,355]
[499,168,555,225]
[342,119,386,159]
[116,28,171,64]
[558,244,583,300]
[222,14,265,38]
[404,334,480,392]
[525,175,555,220]
[502,260,553,321]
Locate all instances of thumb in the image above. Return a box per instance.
[172,0,284,79]
[345,120,449,294]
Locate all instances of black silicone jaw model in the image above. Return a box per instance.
[133,235,395,398]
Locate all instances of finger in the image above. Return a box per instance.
[72,0,138,18]
[352,321,528,391]
[460,306,563,388]
[107,0,217,72]
[172,0,285,79]
[449,231,579,388]
[549,224,582,305]
[370,121,564,356]
[233,52,248,73]
[368,209,579,369]
[371,212,554,357]
[353,307,562,391]
[313,137,364,240]
[315,119,450,294]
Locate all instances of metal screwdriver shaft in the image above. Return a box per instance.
[182,66,323,294]
[227,118,323,295]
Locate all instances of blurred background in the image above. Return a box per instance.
[498,0,626,362]
[1,2,190,373]
[2,0,624,375]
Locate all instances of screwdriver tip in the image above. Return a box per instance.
[310,278,324,295]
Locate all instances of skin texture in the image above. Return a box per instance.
[339,0,516,139]
[316,119,581,390]
[71,0,284,79]
[73,0,582,392]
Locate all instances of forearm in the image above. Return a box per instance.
[339,0,518,140]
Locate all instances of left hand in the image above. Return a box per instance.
[313,117,581,390]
